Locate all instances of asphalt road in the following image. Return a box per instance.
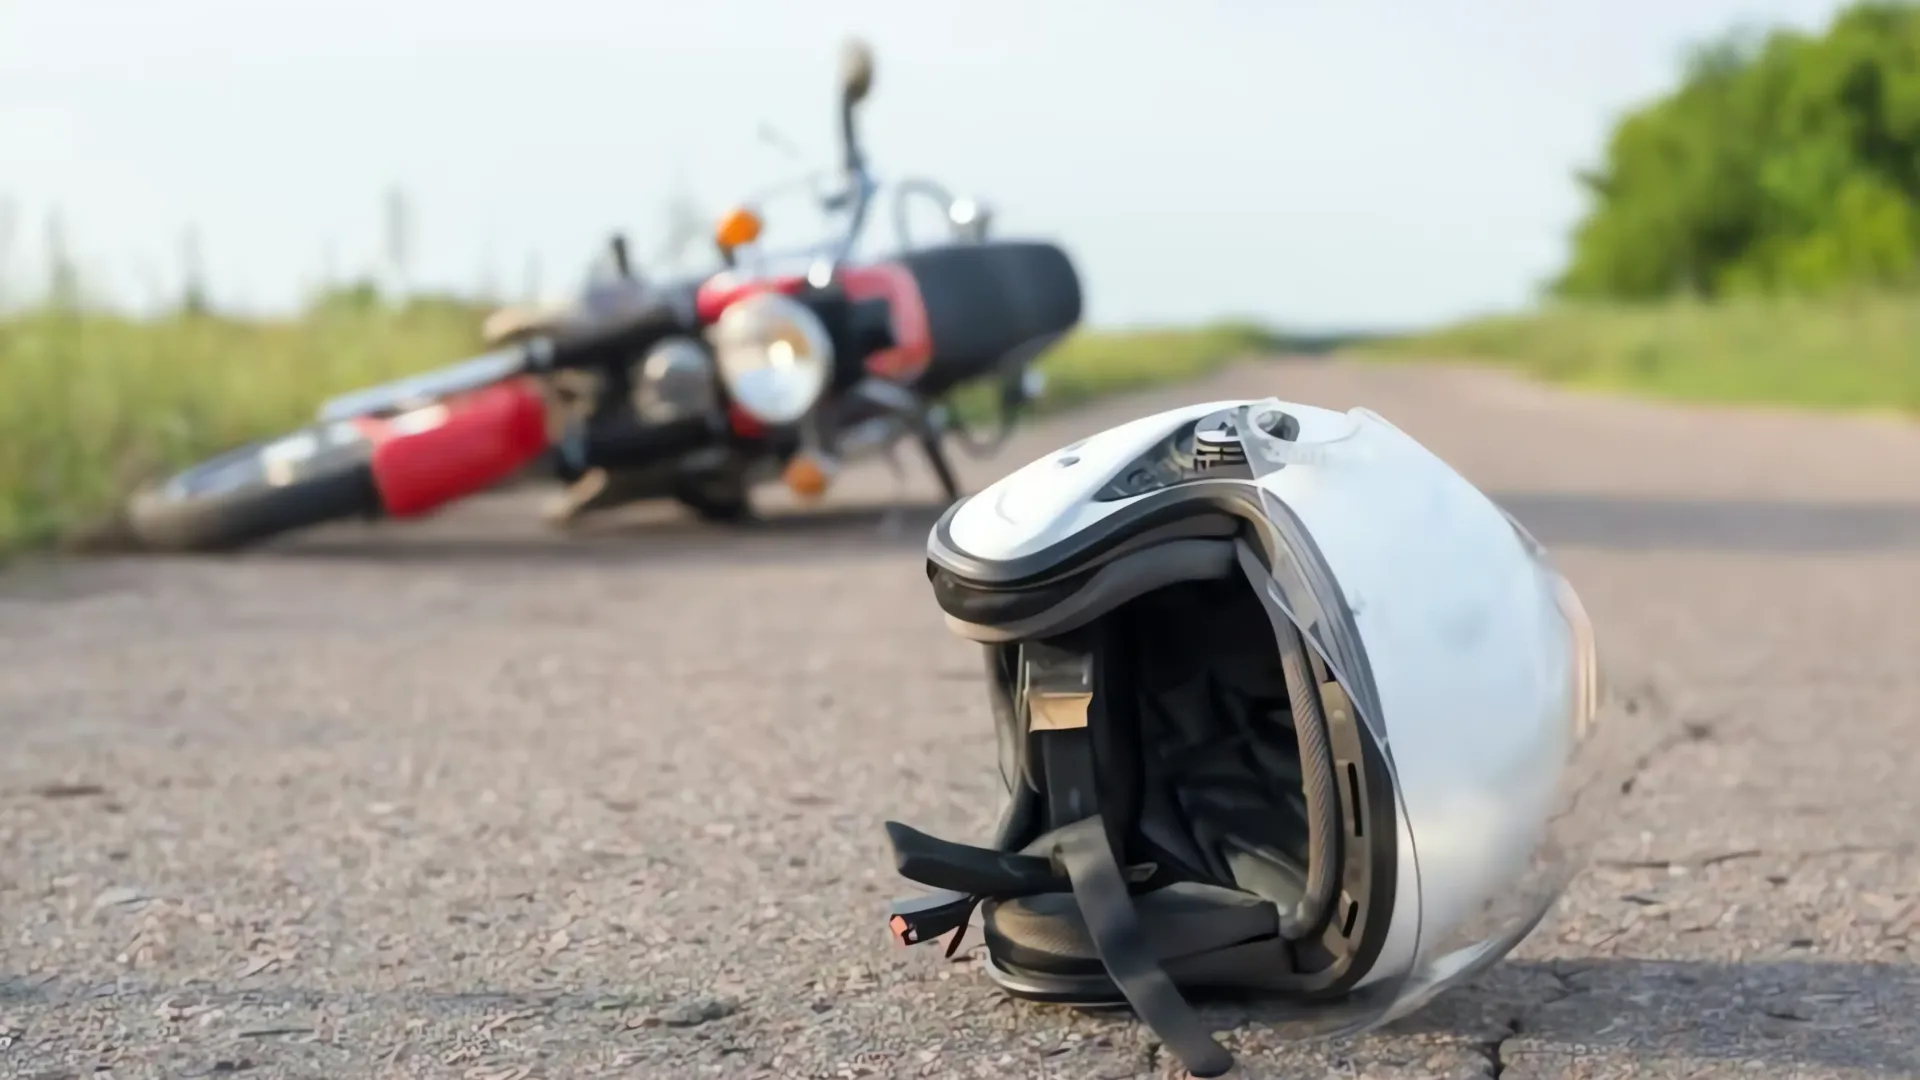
[3,359,1917,1080]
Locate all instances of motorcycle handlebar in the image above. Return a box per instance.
[827,39,878,271]
[838,39,874,168]
[838,98,865,179]
[889,178,988,249]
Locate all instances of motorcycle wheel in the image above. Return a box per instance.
[125,423,383,553]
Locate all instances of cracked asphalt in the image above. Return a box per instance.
[2,358,1917,1079]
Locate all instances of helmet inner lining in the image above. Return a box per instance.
[1123,575,1317,914]
[976,569,1344,974]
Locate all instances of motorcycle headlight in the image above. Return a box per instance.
[707,292,834,426]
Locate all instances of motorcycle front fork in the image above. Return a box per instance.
[829,377,963,504]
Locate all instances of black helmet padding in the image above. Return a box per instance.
[884,575,1342,1078]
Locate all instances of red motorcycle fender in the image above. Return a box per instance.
[694,271,806,323]
[839,262,933,385]
[353,378,552,518]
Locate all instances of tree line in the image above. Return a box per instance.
[1555,1,1920,301]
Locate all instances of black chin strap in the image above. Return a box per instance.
[885,639,1238,1079]
[1051,815,1236,1078]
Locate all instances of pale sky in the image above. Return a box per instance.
[0,0,1852,329]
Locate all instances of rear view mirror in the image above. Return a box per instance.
[948,197,993,243]
[840,38,875,105]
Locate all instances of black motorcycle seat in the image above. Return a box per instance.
[898,240,1083,395]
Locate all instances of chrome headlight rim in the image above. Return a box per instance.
[630,336,721,425]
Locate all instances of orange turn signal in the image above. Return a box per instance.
[715,207,764,250]
[782,454,834,499]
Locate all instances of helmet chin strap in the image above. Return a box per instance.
[883,634,1238,1079]
[1025,638,1234,1077]
[1017,640,1095,807]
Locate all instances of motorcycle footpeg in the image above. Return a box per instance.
[544,468,610,524]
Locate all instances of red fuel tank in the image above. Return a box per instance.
[357,379,552,518]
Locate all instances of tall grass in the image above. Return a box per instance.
[1017,322,1291,412]
[948,321,1367,425]
[1348,292,1920,415]
[0,301,483,552]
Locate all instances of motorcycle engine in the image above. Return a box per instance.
[632,337,721,425]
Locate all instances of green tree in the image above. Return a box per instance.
[1555,2,1920,300]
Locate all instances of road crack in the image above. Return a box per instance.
[1615,683,1717,797]
[1541,964,1590,1005]
[1476,1017,1521,1078]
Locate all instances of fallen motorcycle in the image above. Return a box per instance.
[125,39,1083,552]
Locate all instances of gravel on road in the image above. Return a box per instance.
[2,359,1916,1079]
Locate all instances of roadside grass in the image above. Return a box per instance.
[0,302,483,553]
[14,287,1911,558]
[947,320,1374,428]
[948,321,1285,423]
[1345,291,1920,416]
[0,309,1295,556]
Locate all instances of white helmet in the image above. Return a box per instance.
[883,397,1618,1078]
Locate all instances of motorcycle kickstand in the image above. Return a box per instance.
[844,378,960,507]
[913,416,964,505]
[844,378,965,505]
[874,443,911,539]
